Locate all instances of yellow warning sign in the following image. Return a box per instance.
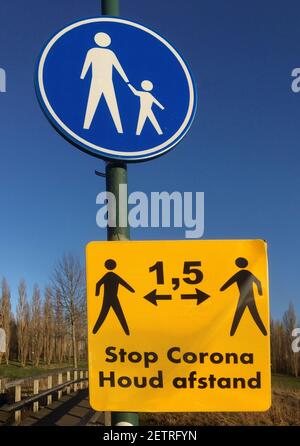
[86,240,271,412]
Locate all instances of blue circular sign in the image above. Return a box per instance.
[36,17,197,162]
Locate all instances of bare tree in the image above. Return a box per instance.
[9,316,18,362]
[1,278,11,364]
[43,287,55,365]
[51,254,85,368]
[17,280,30,367]
[283,302,299,377]
[76,311,87,362]
[30,285,44,367]
[271,319,288,374]
[54,290,66,364]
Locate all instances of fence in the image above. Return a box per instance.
[0,368,88,425]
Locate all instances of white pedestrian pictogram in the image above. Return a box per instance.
[128,81,165,135]
[80,32,130,132]
[81,33,165,136]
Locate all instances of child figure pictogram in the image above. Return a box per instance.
[128,80,165,135]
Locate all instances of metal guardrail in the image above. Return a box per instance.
[0,368,89,425]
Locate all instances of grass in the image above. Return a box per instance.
[140,374,300,426]
[271,373,300,390]
[0,360,87,380]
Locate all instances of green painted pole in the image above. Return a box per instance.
[106,162,130,241]
[101,0,139,427]
[102,0,119,15]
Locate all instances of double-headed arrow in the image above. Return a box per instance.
[143,289,172,306]
[180,288,210,305]
[144,288,210,306]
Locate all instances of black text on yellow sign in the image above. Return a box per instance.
[86,240,271,412]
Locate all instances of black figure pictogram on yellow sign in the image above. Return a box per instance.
[93,259,135,336]
[220,257,267,336]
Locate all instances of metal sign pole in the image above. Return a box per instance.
[102,0,139,427]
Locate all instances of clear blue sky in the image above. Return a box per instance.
[0,0,299,319]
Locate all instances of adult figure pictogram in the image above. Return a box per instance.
[81,32,130,131]
[93,259,135,335]
[220,257,267,336]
